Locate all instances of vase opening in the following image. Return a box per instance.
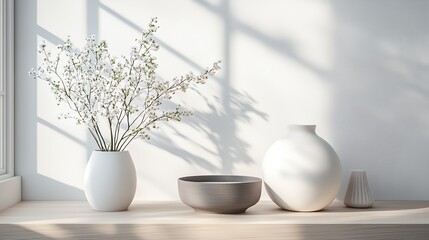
[288,124,316,133]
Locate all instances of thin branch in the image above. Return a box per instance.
[32,18,220,152]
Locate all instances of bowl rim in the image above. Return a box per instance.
[178,174,262,184]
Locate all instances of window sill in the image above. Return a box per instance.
[0,200,428,239]
[0,176,21,212]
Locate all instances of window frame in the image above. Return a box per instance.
[0,0,14,181]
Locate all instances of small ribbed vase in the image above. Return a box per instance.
[344,170,373,208]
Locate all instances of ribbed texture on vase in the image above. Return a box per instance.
[344,171,373,208]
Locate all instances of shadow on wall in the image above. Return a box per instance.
[192,0,429,199]
[194,0,429,199]
[150,88,268,173]
[89,0,269,174]
[19,0,268,199]
[149,0,269,173]
[193,0,329,80]
[19,0,429,200]
[15,0,87,200]
[329,0,429,200]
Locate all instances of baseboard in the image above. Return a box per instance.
[0,176,21,212]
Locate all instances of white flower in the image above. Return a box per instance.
[29,17,221,151]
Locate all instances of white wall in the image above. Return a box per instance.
[15,0,429,200]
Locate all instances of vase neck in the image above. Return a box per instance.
[288,125,316,134]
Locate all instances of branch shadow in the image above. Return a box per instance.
[150,88,268,173]
[92,0,269,173]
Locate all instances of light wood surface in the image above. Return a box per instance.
[0,200,428,239]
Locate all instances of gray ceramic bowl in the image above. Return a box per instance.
[178,175,262,214]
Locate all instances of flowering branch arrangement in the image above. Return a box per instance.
[30,18,221,151]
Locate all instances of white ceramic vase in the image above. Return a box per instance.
[84,151,137,211]
[344,170,373,208]
[263,125,342,212]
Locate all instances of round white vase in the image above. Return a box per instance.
[262,125,342,212]
[84,151,137,211]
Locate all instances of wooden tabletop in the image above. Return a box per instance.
[1,200,428,224]
[1,201,428,239]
